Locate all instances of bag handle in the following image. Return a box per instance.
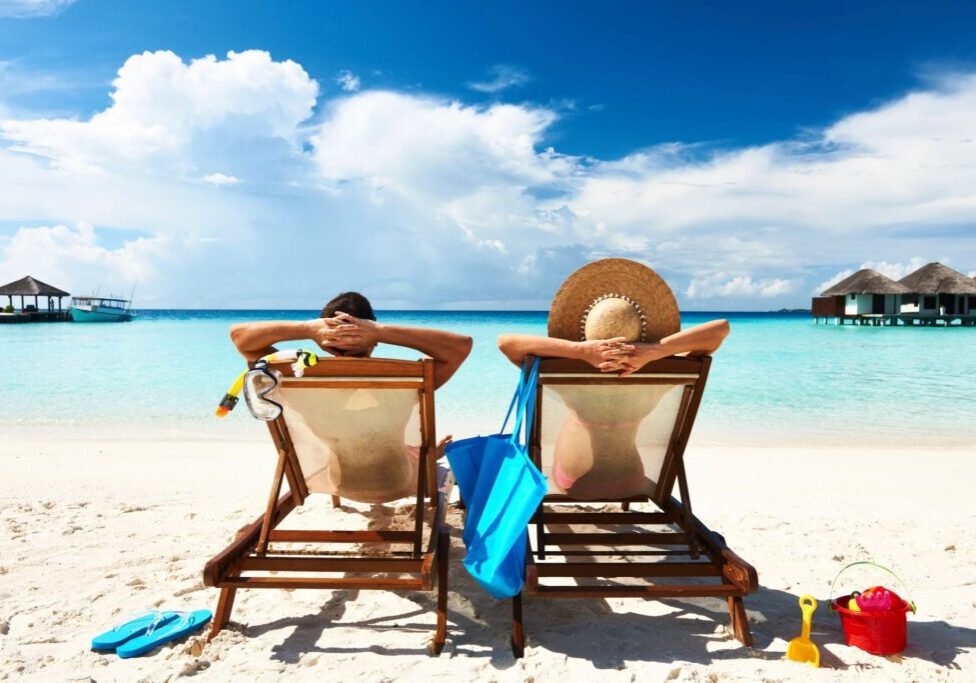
[828,560,917,613]
[521,357,541,446]
[510,357,541,446]
[498,359,530,434]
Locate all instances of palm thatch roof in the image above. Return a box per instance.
[822,268,910,296]
[898,262,976,295]
[0,275,70,297]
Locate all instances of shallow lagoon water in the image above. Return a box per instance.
[2,310,974,446]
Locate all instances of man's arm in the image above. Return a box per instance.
[229,320,319,361]
[320,313,472,389]
[376,323,473,389]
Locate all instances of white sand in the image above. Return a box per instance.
[1,432,974,681]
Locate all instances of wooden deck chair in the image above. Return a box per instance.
[203,357,452,655]
[510,355,757,656]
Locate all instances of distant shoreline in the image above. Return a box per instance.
[80,308,817,315]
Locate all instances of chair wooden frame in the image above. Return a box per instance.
[203,357,452,656]
[510,355,757,657]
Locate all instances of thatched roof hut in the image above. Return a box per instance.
[898,262,976,295]
[0,275,70,313]
[0,275,70,297]
[822,268,910,296]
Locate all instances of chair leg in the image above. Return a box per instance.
[727,596,753,647]
[207,587,237,642]
[428,530,449,656]
[511,592,525,658]
[331,495,341,508]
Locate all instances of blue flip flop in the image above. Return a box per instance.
[116,609,213,658]
[91,611,180,651]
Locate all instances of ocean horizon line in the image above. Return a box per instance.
[124,307,813,315]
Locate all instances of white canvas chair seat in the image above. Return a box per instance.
[278,383,423,503]
[540,383,685,500]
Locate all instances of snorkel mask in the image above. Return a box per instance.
[242,360,283,421]
[215,349,318,421]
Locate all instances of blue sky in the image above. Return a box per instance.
[1,0,975,309]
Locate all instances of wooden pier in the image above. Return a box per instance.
[814,313,976,326]
[0,310,71,324]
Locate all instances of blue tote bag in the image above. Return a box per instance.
[445,358,547,598]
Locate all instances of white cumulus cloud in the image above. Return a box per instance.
[334,70,361,92]
[311,91,571,207]
[200,172,240,186]
[468,65,530,94]
[0,0,74,18]
[686,273,793,300]
[0,223,168,293]
[816,257,930,294]
[0,50,318,177]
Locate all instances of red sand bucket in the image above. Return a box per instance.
[829,561,917,655]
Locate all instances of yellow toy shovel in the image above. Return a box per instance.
[786,595,820,667]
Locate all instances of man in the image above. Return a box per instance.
[230,291,472,390]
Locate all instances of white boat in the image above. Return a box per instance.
[69,296,134,322]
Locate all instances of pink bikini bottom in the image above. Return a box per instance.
[552,462,648,499]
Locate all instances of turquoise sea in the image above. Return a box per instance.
[2,311,974,446]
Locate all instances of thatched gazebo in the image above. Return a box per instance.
[0,275,70,313]
[898,262,976,317]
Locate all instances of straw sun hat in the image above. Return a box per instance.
[547,258,680,343]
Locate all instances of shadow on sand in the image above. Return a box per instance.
[221,521,975,673]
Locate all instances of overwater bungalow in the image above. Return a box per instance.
[0,275,71,323]
[897,262,976,320]
[812,262,976,326]
[813,268,908,321]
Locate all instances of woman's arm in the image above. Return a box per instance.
[497,333,634,371]
[618,319,730,376]
[497,319,730,376]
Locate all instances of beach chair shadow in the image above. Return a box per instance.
[509,355,758,657]
[236,515,519,664]
[202,357,452,655]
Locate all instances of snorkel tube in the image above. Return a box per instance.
[214,372,245,417]
[214,349,318,417]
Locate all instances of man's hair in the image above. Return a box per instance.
[320,291,376,320]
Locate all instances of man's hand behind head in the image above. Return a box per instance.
[312,312,381,357]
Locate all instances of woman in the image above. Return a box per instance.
[497,259,730,499]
